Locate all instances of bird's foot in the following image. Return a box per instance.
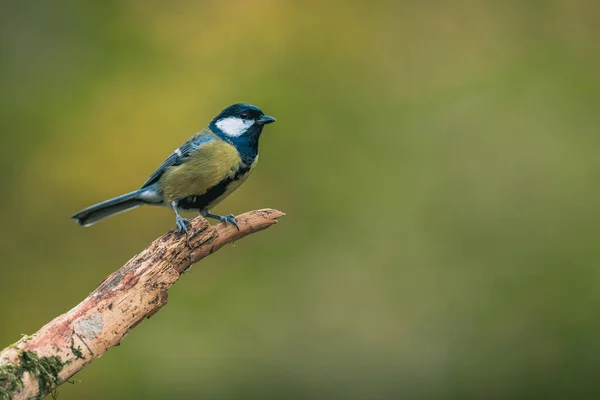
[221,214,239,230]
[175,215,190,233]
[202,210,239,230]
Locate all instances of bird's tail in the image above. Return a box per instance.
[72,189,147,227]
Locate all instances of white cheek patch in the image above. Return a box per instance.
[216,117,254,137]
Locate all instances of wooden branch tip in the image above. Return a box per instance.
[0,208,284,400]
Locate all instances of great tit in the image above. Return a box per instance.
[72,103,276,233]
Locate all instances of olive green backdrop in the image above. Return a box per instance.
[1,1,599,399]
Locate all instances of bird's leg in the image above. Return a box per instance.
[201,209,239,230]
[171,201,191,245]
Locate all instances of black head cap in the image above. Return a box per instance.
[213,103,276,125]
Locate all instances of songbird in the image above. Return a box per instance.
[72,103,276,233]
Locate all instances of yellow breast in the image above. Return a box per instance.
[159,139,242,203]
[207,155,259,208]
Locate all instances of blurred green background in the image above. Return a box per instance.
[1,0,600,398]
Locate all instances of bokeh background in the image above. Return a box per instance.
[1,0,600,398]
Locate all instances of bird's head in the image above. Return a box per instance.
[210,103,275,140]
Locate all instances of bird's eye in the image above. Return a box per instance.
[240,112,249,119]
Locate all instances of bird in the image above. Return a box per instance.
[72,103,276,234]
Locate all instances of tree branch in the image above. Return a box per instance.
[0,208,285,400]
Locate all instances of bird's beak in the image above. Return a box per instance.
[257,115,276,125]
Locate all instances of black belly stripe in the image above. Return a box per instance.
[177,165,251,211]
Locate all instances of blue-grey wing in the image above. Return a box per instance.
[140,133,214,189]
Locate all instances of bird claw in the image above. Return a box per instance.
[201,210,239,230]
[221,214,239,230]
[176,215,190,233]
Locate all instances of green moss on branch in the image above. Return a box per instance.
[0,349,67,400]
